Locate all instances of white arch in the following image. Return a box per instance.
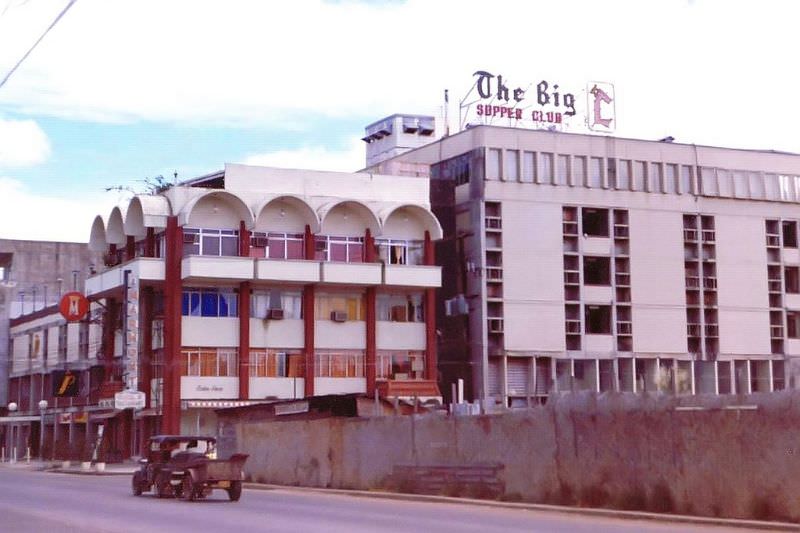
[318,199,381,236]
[106,206,128,245]
[379,204,443,240]
[89,215,108,252]
[253,195,320,233]
[179,190,255,229]
[124,195,171,237]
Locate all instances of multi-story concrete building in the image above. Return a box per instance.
[1,163,442,460]
[367,124,800,407]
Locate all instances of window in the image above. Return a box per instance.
[700,167,718,196]
[182,348,238,377]
[785,267,800,294]
[783,221,798,248]
[664,164,678,194]
[375,238,423,265]
[732,171,748,198]
[315,350,364,377]
[152,319,164,350]
[522,151,535,182]
[780,175,796,201]
[583,256,611,285]
[251,289,302,319]
[537,153,554,184]
[249,349,304,377]
[788,312,800,339]
[555,155,569,185]
[573,156,586,187]
[582,208,609,237]
[376,293,424,322]
[250,232,303,260]
[315,235,363,262]
[633,161,646,191]
[765,173,779,200]
[749,172,764,199]
[717,169,732,197]
[315,292,364,321]
[616,160,631,190]
[504,150,519,181]
[585,305,612,334]
[58,324,67,361]
[377,350,425,380]
[486,148,501,180]
[79,321,89,359]
[183,228,239,257]
[588,157,603,188]
[680,165,693,194]
[182,288,238,317]
[649,163,662,192]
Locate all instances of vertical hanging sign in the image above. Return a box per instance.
[124,272,139,391]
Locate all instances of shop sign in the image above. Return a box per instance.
[114,389,146,410]
[464,70,615,133]
[59,292,89,322]
[124,274,139,391]
[275,401,309,416]
[52,370,80,397]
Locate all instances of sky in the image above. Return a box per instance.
[0,0,796,242]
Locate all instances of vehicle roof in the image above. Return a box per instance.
[147,434,216,444]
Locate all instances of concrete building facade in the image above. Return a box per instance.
[2,163,442,460]
[368,125,800,407]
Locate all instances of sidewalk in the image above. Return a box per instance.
[0,458,137,475]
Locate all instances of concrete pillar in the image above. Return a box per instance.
[364,229,376,396]
[162,216,183,434]
[423,231,437,384]
[238,281,250,400]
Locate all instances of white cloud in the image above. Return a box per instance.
[0,0,796,150]
[242,137,365,172]
[0,117,51,166]
[0,177,124,242]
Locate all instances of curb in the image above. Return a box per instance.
[242,483,798,531]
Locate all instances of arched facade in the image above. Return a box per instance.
[181,190,254,230]
[254,195,319,234]
[105,206,127,246]
[124,195,171,237]
[380,204,443,240]
[89,215,108,252]
[318,200,381,236]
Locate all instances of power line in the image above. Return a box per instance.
[0,0,77,91]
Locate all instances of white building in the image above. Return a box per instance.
[368,125,800,407]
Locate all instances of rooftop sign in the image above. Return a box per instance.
[461,70,615,134]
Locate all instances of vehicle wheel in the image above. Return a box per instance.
[156,473,172,499]
[227,481,242,502]
[181,474,196,502]
[131,472,143,496]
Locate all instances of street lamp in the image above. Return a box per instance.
[38,400,48,460]
[7,403,17,463]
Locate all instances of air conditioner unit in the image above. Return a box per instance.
[315,240,327,252]
[183,233,199,244]
[265,308,284,320]
[330,310,348,322]
[251,236,268,248]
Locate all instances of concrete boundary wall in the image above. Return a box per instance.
[221,391,800,522]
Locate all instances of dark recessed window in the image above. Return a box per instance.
[582,208,609,237]
[583,256,611,286]
[783,221,798,248]
[585,305,612,334]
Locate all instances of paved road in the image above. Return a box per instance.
[0,469,769,533]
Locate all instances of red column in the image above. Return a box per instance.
[238,281,250,400]
[303,224,316,398]
[364,229,377,396]
[125,236,135,261]
[239,220,251,257]
[424,231,438,383]
[145,228,155,258]
[162,217,183,435]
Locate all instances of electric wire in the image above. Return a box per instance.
[0,0,77,91]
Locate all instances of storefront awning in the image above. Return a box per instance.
[184,400,265,409]
[0,415,40,423]
[89,411,119,422]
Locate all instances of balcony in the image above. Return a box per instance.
[256,259,320,283]
[320,262,381,285]
[85,257,165,297]
[383,264,441,288]
[181,255,253,281]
